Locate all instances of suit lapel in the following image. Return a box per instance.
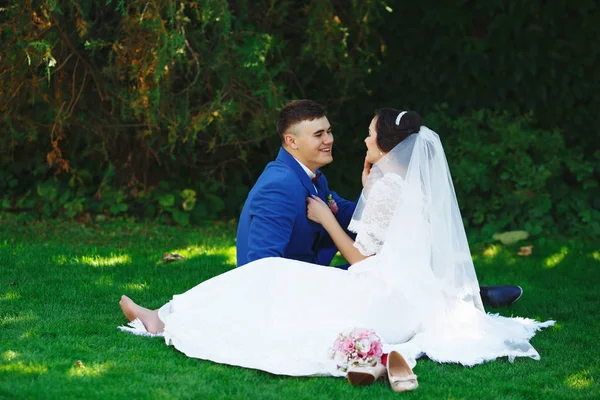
[276,148,326,254]
[313,172,327,201]
[276,148,318,196]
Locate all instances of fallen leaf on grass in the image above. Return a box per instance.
[517,245,533,256]
[162,252,186,263]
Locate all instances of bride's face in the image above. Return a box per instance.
[365,117,384,164]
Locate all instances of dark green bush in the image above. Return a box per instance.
[369,1,600,154]
[0,1,598,236]
[0,0,385,225]
[427,108,600,237]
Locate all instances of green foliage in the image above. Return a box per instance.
[370,1,600,153]
[427,108,600,236]
[0,1,598,237]
[0,0,384,221]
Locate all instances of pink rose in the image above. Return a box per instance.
[342,338,355,353]
[367,339,383,358]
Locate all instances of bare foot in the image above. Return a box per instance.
[119,295,164,334]
[119,295,139,321]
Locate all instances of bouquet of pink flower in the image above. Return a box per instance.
[329,328,384,372]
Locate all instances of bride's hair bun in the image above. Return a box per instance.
[374,109,422,153]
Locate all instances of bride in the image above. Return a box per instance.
[119,109,554,382]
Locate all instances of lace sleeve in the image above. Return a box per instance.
[348,174,405,256]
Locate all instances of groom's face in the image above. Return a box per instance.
[286,117,334,172]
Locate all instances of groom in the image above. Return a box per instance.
[236,99,522,307]
[236,100,355,268]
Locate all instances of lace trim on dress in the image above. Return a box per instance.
[118,318,163,337]
[349,174,406,256]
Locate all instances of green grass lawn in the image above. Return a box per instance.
[1,214,599,399]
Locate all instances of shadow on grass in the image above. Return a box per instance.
[1,234,235,385]
[2,216,599,398]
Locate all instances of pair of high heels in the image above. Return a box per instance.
[346,351,418,392]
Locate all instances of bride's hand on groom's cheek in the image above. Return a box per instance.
[306,195,332,224]
[362,157,372,187]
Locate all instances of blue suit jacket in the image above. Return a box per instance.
[236,148,356,267]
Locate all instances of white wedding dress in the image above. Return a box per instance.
[120,128,554,376]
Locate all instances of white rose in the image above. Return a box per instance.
[334,351,346,366]
[357,339,371,353]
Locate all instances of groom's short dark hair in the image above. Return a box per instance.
[277,100,326,143]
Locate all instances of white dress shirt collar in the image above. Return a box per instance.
[292,158,318,193]
[294,158,316,180]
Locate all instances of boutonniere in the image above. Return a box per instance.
[327,194,339,214]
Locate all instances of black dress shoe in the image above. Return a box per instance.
[479,285,523,308]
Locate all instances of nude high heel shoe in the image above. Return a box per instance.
[386,351,418,392]
[346,362,387,386]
